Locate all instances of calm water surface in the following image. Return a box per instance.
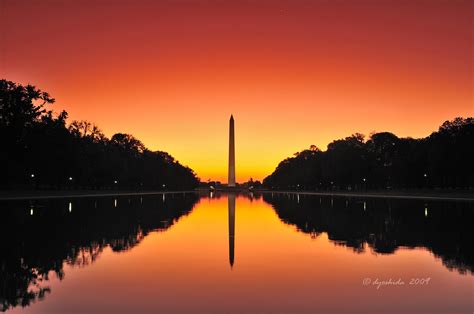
[1,192,473,313]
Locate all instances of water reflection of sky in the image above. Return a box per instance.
[1,193,473,313]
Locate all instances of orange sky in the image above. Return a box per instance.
[1,0,472,182]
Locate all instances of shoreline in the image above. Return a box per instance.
[259,190,474,202]
[0,190,194,201]
[0,189,473,202]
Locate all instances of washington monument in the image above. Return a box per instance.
[228,115,236,268]
[228,115,236,187]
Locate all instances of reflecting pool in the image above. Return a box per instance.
[1,192,473,313]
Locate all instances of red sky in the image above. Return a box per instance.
[1,0,472,182]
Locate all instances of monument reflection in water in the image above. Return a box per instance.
[1,193,473,313]
[228,193,236,268]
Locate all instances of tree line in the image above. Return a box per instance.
[0,79,199,190]
[263,117,474,190]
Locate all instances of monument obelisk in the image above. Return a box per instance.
[228,115,236,187]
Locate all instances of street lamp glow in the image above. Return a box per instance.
[30,174,35,178]
[362,178,366,182]
[69,177,73,181]
[114,180,118,184]
[424,173,427,177]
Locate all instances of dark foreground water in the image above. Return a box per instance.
[1,192,473,314]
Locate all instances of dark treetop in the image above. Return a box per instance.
[0,79,199,190]
[263,118,474,190]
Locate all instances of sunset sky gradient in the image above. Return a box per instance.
[1,0,472,182]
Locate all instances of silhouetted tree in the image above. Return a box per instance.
[264,118,474,190]
[0,79,199,189]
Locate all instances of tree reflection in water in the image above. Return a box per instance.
[263,193,474,275]
[1,192,472,312]
[0,193,198,312]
